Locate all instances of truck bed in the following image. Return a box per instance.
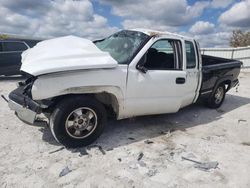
[200,55,242,95]
[202,55,242,71]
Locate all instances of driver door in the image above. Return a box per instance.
[125,39,188,117]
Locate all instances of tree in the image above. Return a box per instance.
[0,34,9,40]
[230,30,250,47]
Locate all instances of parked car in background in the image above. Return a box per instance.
[0,39,41,76]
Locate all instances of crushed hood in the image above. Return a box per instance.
[21,36,118,76]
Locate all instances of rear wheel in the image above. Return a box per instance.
[50,96,107,148]
[207,84,226,109]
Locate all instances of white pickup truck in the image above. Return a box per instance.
[6,29,241,148]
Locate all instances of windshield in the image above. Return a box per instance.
[94,30,149,64]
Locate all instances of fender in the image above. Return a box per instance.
[213,75,233,93]
[55,86,125,119]
[31,67,128,118]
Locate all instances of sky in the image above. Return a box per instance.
[0,0,249,47]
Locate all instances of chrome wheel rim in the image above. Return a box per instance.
[214,87,224,104]
[65,107,98,139]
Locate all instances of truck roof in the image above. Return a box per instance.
[131,28,193,41]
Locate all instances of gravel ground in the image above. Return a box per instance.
[0,72,250,188]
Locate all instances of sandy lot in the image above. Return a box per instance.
[0,72,250,188]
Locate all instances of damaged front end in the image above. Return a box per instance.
[7,76,41,124]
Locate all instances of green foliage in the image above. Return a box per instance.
[0,34,9,39]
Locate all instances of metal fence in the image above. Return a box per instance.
[201,46,250,68]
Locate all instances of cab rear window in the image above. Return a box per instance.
[185,41,196,69]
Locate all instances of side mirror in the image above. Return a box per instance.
[136,64,148,73]
[136,54,148,73]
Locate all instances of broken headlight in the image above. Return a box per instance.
[17,75,37,98]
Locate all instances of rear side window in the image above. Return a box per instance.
[185,41,196,69]
[0,42,2,52]
[2,42,28,52]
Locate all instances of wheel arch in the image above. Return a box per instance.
[214,76,232,93]
[45,86,123,119]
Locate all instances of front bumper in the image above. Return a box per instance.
[8,86,41,124]
[8,99,37,124]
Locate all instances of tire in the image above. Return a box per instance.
[49,95,107,148]
[207,84,226,109]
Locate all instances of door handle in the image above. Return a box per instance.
[176,77,186,84]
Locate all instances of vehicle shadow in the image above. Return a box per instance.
[39,126,61,146]
[95,93,250,150]
[40,93,250,150]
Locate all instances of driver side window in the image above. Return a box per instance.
[143,39,182,70]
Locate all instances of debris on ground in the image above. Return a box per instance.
[78,148,88,157]
[1,94,8,102]
[182,156,219,171]
[137,152,144,161]
[202,136,211,141]
[170,151,175,157]
[144,140,154,144]
[49,147,65,154]
[241,142,250,146]
[238,119,247,124]
[195,161,219,171]
[170,152,175,156]
[97,145,106,155]
[128,137,135,140]
[146,169,158,177]
[215,134,225,137]
[118,158,122,162]
[59,166,72,177]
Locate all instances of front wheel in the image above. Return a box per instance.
[49,96,107,148]
[207,84,226,109]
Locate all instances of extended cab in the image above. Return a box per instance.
[6,29,241,147]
